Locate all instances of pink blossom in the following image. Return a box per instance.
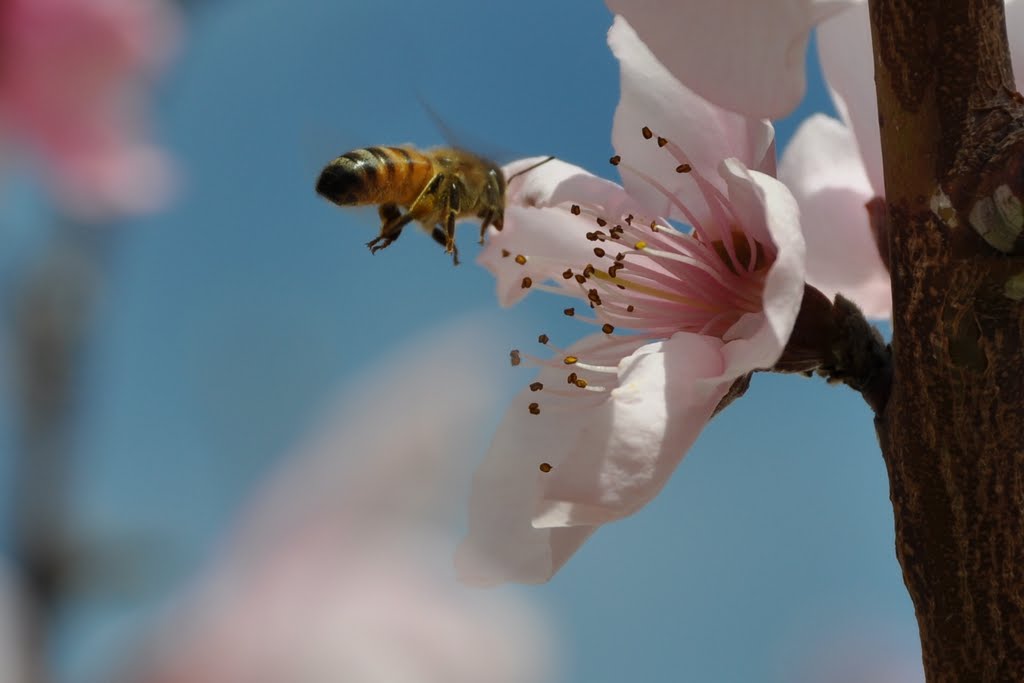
[779,0,1024,319]
[456,18,807,585]
[119,322,557,683]
[605,0,858,119]
[0,0,178,218]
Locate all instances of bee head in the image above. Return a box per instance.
[316,160,363,205]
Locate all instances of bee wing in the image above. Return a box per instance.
[415,93,515,166]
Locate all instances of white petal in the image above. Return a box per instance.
[817,1,884,195]
[479,158,641,307]
[455,361,611,582]
[717,160,808,377]
[779,114,891,319]
[609,16,775,227]
[606,0,858,119]
[458,333,650,584]
[533,333,730,529]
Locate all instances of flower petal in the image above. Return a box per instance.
[609,16,775,226]
[457,333,654,584]
[0,0,179,217]
[779,114,891,319]
[480,158,640,306]
[605,0,857,119]
[533,332,729,529]
[456,389,605,582]
[817,1,883,195]
[716,159,807,377]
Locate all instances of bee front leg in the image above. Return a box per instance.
[478,169,504,244]
[367,203,415,254]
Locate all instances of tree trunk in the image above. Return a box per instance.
[869,0,1024,679]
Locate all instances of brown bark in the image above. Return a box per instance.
[868,0,1024,680]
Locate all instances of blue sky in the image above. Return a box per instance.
[0,1,922,681]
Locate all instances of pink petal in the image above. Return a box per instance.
[609,16,775,226]
[605,0,857,119]
[779,114,891,319]
[458,333,649,584]
[480,158,639,306]
[817,1,883,195]
[533,332,730,528]
[715,160,808,376]
[0,0,178,217]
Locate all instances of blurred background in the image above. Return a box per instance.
[0,0,923,681]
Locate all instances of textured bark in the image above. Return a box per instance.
[869,0,1024,680]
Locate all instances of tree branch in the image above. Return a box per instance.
[869,0,1024,679]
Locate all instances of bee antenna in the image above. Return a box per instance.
[506,156,556,183]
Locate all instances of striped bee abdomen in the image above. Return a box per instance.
[315,146,435,207]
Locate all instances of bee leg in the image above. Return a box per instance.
[478,169,504,244]
[445,180,461,266]
[430,227,448,247]
[478,211,495,245]
[367,203,415,254]
[402,172,459,263]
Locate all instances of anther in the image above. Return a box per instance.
[594,247,606,258]
[634,241,647,250]
[596,217,607,227]
[570,204,581,215]
[563,356,579,365]
[625,214,634,225]
[538,334,549,344]
[510,350,521,366]
[675,163,692,173]
[501,249,510,258]
[567,372,578,384]
[562,268,574,279]
[521,277,533,289]
[626,304,635,312]
[657,137,667,147]
[602,323,615,334]
[539,462,553,473]
[574,378,589,388]
[529,382,544,391]
[583,264,596,277]
[609,155,621,166]
[528,402,541,415]
[564,307,575,316]
[586,232,598,241]
[575,274,586,284]
[514,254,528,265]
[588,289,602,305]
[641,126,653,139]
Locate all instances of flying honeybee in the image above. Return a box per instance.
[315,146,552,265]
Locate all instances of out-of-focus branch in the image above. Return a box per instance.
[10,235,99,683]
[868,0,1024,679]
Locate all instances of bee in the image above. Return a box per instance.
[315,146,552,265]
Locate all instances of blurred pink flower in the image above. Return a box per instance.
[780,0,1024,319]
[605,0,858,119]
[0,0,178,217]
[456,17,806,585]
[119,320,557,683]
